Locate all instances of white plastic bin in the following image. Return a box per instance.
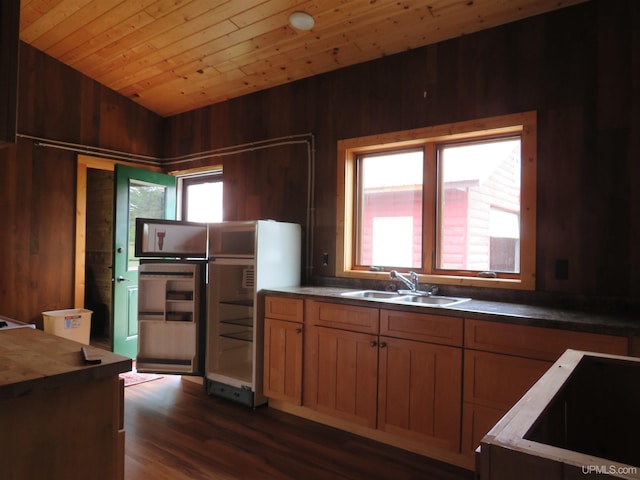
[42,309,93,345]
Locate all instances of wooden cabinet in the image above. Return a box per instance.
[305,324,379,427]
[464,319,629,361]
[461,349,550,455]
[378,335,462,451]
[304,302,463,451]
[0,0,19,147]
[264,294,632,470]
[263,297,304,404]
[378,309,463,451]
[0,328,130,480]
[304,301,379,427]
[461,319,629,458]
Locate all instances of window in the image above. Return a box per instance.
[337,112,536,290]
[177,169,223,222]
[357,149,423,269]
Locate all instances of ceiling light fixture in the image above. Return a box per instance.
[289,11,315,31]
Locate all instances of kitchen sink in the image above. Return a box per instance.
[340,290,470,307]
[340,290,403,299]
[390,295,470,307]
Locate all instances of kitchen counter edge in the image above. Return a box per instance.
[0,327,132,399]
[260,286,640,337]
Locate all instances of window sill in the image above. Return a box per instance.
[336,269,535,291]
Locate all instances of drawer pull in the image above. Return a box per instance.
[369,340,378,347]
[295,328,302,334]
[379,342,387,349]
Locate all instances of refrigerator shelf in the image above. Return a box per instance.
[139,272,194,279]
[220,331,253,342]
[219,299,253,307]
[220,317,253,327]
[166,290,194,300]
[166,312,193,322]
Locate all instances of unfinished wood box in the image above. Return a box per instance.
[479,349,640,479]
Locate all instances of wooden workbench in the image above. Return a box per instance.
[0,327,131,480]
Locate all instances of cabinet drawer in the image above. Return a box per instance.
[265,296,304,322]
[464,319,628,361]
[306,301,378,334]
[380,309,463,346]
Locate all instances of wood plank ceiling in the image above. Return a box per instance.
[19,0,587,117]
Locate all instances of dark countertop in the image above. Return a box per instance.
[261,286,640,337]
[0,327,132,399]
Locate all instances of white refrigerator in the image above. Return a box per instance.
[135,218,301,407]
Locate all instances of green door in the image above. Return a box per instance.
[112,165,176,358]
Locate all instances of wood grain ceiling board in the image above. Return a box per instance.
[19,0,588,117]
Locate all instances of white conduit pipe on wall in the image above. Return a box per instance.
[16,132,317,280]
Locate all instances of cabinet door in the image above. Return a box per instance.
[304,325,379,428]
[461,349,551,456]
[378,336,462,452]
[263,318,303,405]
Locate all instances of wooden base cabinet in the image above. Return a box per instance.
[263,295,631,471]
[461,349,551,455]
[303,301,464,452]
[378,335,462,451]
[461,319,629,458]
[303,301,380,427]
[304,325,379,427]
[263,297,304,404]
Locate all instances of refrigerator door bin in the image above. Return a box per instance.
[137,321,197,373]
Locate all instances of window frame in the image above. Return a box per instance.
[174,166,223,222]
[336,111,537,290]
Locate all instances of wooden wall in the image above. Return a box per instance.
[0,44,162,325]
[164,0,640,306]
[0,0,638,326]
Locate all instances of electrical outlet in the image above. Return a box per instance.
[555,259,569,280]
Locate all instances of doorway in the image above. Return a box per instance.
[75,155,165,351]
[84,168,114,346]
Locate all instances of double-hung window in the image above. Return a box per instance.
[337,112,536,290]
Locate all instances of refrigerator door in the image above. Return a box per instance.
[206,259,257,405]
[136,261,205,374]
[205,220,302,407]
[135,218,207,258]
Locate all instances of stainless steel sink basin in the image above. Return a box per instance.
[340,290,470,307]
[390,295,470,307]
[340,290,402,299]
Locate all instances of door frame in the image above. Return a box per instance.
[74,155,162,308]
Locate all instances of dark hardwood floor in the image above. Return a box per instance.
[124,376,475,480]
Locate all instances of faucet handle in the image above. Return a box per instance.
[425,284,439,296]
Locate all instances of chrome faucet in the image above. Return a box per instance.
[389,270,420,292]
[389,270,438,296]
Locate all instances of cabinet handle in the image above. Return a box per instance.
[379,342,387,349]
[295,328,302,334]
[369,340,378,347]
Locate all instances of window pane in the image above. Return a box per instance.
[186,181,223,222]
[357,150,423,269]
[437,138,521,273]
[128,182,167,269]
